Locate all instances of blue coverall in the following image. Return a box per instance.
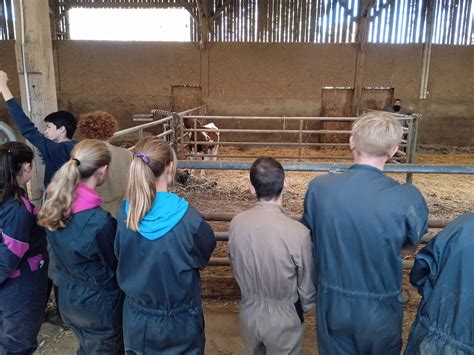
[115,192,216,355]
[405,212,474,355]
[0,194,48,355]
[302,164,429,355]
[47,207,123,354]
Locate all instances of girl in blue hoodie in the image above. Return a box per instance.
[114,137,216,354]
[38,139,123,354]
[0,142,48,354]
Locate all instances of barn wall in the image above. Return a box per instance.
[55,41,201,131]
[0,41,472,147]
[0,41,20,130]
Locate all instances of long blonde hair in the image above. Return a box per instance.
[38,139,111,230]
[126,137,176,231]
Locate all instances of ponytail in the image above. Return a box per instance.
[0,142,34,203]
[126,137,175,231]
[38,139,111,230]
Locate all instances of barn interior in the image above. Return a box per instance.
[0,0,473,354]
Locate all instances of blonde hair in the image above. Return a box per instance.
[126,137,176,232]
[351,112,403,157]
[38,139,111,230]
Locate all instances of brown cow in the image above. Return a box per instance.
[183,118,220,177]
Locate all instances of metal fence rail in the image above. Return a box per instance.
[181,111,419,182]
[113,105,206,140]
[177,161,474,175]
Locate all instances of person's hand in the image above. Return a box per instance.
[0,71,13,101]
[0,71,9,88]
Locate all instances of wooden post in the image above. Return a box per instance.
[197,0,210,98]
[12,0,58,204]
[351,0,374,116]
[5,0,14,39]
[420,0,435,99]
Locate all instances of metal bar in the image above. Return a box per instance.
[113,116,173,138]
[179,114,185,159]
[205,213,451,227]
[213,228,443,242]
[177,161,474,174]
[193,118,198,156]
[184,154,356,160]
[184,141,408,148]
[114,105,206,138]
[298,119,303,161]
[156,129,174,138]
[209,257,426,270]
[184,115,414,121]
[184,154,406,162]
[184,128,354,134]
[186,141,350,146]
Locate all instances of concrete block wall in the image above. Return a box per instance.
[0,40,472,146]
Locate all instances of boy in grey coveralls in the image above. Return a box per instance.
[229,157,316,355]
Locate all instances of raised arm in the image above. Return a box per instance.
[0,70,58,159]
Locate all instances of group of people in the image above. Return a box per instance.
[0,68,472,355]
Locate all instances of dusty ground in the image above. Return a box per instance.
[36,147,473,354]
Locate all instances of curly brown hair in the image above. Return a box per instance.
[77,111,118,141]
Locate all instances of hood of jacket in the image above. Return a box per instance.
[125,192,189,240]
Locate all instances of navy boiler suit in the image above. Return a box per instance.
[0,194,48,355]
[114,192,216,355]
[405,212,474,355]
[302,164,429,355]
[47,186,123,355]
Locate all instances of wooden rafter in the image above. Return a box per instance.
[210,0,233,21]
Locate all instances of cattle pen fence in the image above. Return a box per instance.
[115,105,420,179]
[113,106,474,270]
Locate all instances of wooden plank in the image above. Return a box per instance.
[377,0,383,42]
[293,0,298,42]
[460,0,471,44]
[276,0,281,42]
[319,0,325,42]
[274,0,279,42]
[301,0,308,42]
[249,0,254,42]
[290,0,294,42]
[289,0,294,42]
[282,0,287,42]
[409,0,416,42]
[309,0,316,42]
[233,0,237,41]
[260,0,266,42]
[449,0,458,44]
[328,0,334,42]
[347,0,353,43]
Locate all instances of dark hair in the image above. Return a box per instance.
[44,111,77,139]
[250,157,285,201]
[0,142,34,203]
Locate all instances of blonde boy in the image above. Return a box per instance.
[302,112,429,355]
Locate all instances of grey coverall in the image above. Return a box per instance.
[229,201,316,355]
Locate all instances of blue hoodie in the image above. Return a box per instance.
[125,192,189,240]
